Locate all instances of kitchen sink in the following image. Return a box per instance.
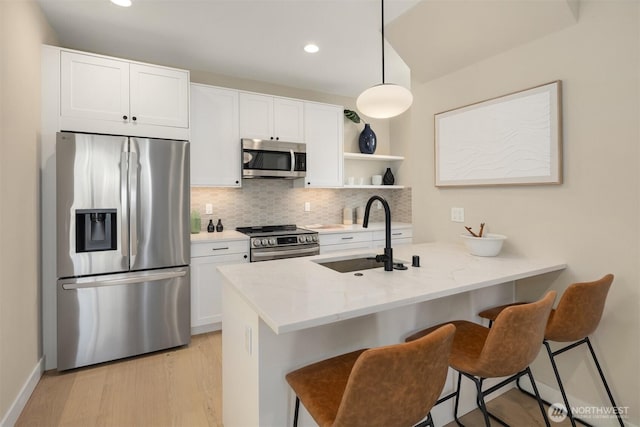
[314,255,407,273]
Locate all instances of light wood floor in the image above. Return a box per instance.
[17,332,568,427]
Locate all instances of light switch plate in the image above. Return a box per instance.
[304,202,311,212]
[451,207,465,223]
[205,203,213,214]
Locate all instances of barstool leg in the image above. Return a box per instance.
[453,372,466,427]
[293,397,300,427]
[473,377,491,427]
[526,367,551,427]
[545,340,577,427]
[585,337,624,427]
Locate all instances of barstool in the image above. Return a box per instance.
[285,324,455,427]
[406,291,557,426]
[478,274,622,427]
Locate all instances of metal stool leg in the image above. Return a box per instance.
[526,367,552,427]
[585,337,624,427]
[293,396,300,427]
[545,340,577,427]
[453,372,466,427]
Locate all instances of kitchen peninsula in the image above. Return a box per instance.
[219,242,566,426]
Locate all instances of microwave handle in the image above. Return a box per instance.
[290,149,295,173]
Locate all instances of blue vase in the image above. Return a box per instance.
[358,124,377,154]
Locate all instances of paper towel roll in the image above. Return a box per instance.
[343,208,353,225]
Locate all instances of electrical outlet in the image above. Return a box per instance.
[375,201,382,210]
[205,203,213,214]
[451,207,465,223]
[304,202,311,212]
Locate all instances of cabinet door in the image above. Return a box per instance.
[304,103,343,187]
[274,98,304,142]
[239,92,274,140]
[191,252,248,331]
[129,63,189,128]
[60,51,129,123]
[190,84,241,186]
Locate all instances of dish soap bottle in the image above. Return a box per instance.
[216,219,224,232]
[207,219,215,233]
[190,210,201,234]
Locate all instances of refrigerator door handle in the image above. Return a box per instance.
[129,151,139,257]
[120,151,130,257]
[61,269,187,290]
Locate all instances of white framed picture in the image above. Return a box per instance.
[435,81,562,187]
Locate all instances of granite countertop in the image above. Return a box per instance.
[218,242,566,335]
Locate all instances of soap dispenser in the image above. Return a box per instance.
[207,219,215,233]
[216,219,224,232]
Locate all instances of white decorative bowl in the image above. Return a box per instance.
[460,233,507,257]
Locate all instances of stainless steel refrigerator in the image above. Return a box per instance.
[56,132,190,370]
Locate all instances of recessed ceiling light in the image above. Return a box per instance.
[304,44,319,54]
[110,0,132,7]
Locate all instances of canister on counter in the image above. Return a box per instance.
[342,208,353,225]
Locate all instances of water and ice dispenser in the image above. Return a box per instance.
[75,209,117,252]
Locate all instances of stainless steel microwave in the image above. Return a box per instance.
[242,139,306,179]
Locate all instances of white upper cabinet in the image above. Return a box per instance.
[301,102,344,188]
[239,92,304,142]
[129,63,189,128]
[190,84,241,187]
[60,50,189,140]
[61,52,129,123]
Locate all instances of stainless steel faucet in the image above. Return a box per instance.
[363,195,393,271]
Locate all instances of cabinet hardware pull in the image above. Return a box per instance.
[392,233,402,236]
[122,115,128,120]
[341,236,354,240]
[132,116,137,121]
[211,247,230,251]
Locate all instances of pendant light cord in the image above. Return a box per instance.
[381,0,385,84]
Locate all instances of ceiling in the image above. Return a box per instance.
[36,0,579,98]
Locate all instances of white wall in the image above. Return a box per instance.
[395,0,639,423]
[0,0,57,424]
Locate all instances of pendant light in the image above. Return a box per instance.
[356,0,413,119]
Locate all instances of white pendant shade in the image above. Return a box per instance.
[356,83,413,119]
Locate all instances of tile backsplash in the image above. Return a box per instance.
[191,180,412,231]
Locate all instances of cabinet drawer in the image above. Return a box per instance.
[191,240,249,258]
[372,228,413,241]
[319,232,371,246]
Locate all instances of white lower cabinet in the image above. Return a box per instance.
[191,240,249,334]
[371,228,413,249]
[319,227,413,254]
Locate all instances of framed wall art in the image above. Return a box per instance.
[435,81,562,187]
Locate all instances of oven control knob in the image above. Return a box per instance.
[261,239,269,246]
[268,238,276,246]
[298,235,306,243]
[253,239,261,247]
[312,235,318,242]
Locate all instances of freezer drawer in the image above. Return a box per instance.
[57,267,190,371]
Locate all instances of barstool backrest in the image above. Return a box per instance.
[545,274,614,342]
[332,323,455,427]
[474,291,556,378]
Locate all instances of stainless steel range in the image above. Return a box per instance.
[236,224,319,262]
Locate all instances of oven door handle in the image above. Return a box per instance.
[253,245,319,260]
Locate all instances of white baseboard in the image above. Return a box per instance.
[520,378,636,427]
[0,357,44,427]
[191,321,221,336]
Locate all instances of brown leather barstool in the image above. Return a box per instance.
[478,274,622,427]
[285,324,455,427]
[406,291,557,427]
